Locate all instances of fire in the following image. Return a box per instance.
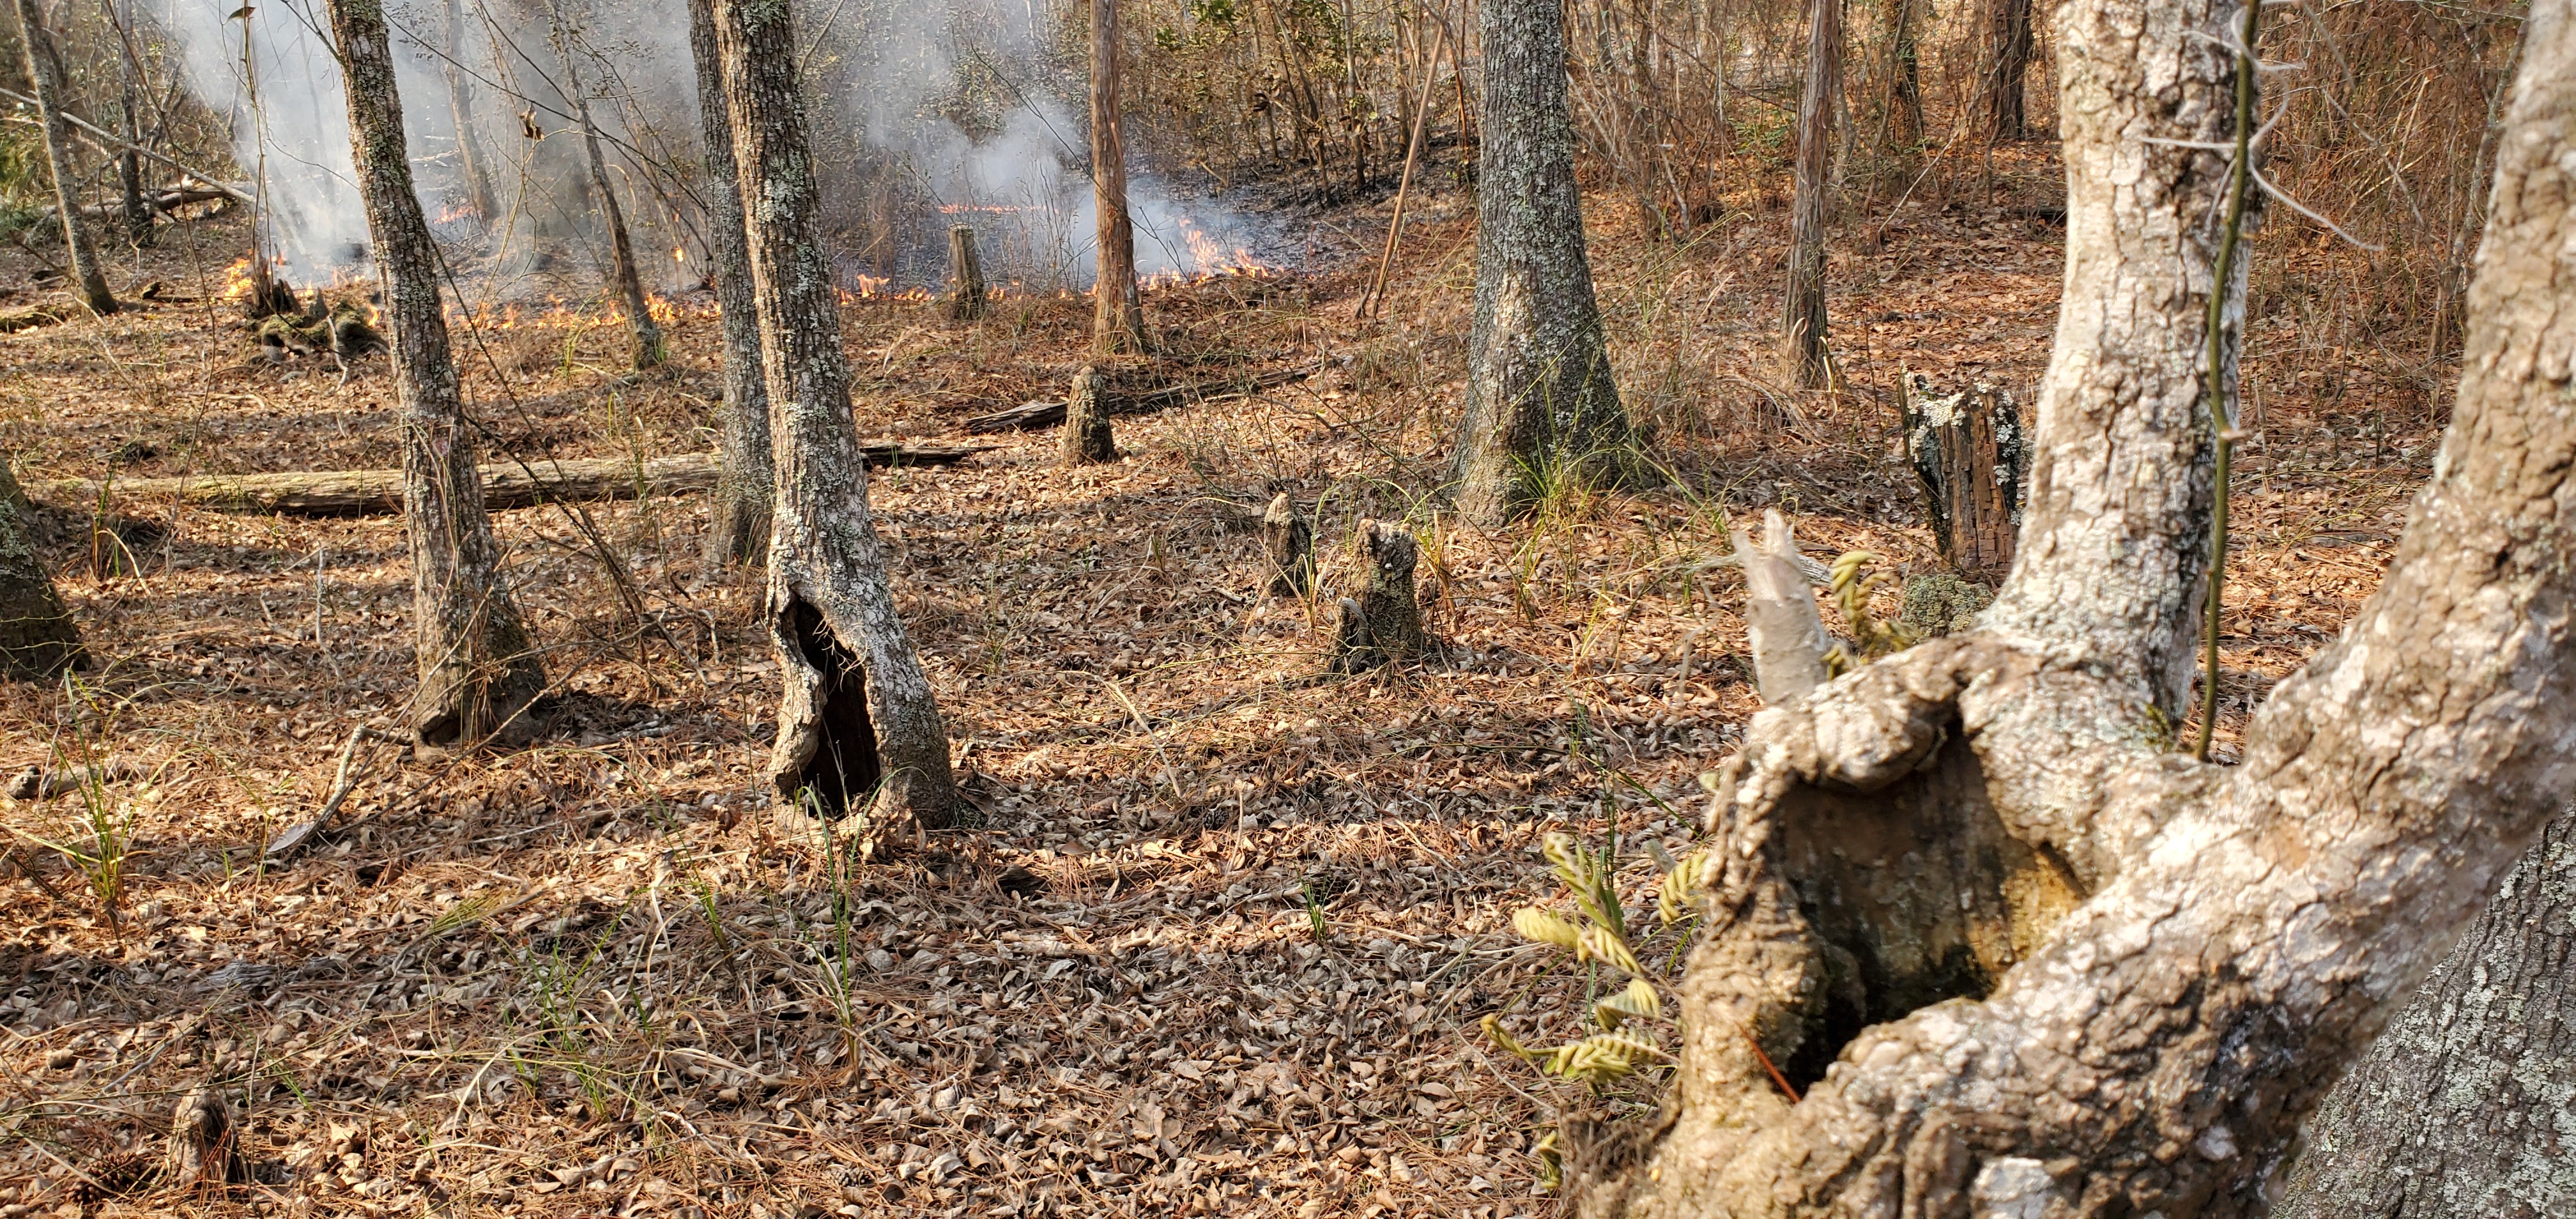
[673,246,687,263]
[936,203,1041,215]
[220,257,255,302]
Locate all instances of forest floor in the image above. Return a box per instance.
[0,146,2444,1218]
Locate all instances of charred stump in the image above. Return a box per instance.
[1330,520,1430,673]
[944,226,986,321]
[1901,372,2028,583]
[1061,366,1117,466]
[1260,493,1314,597]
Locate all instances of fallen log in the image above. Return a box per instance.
[33,445,986,517]
[962,360,1322,433]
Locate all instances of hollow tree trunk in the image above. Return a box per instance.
[13,0,116,315]
[686,0,771,567]
[712,0,960,845]
[1450,0,1629,526]
[325,0,547,749]
[1090,0,1147,356]
[1567,1,2576,1215]
[443,0,500,223]
[0,457,81,678]
[1782,0,1838,389]
[551,4,664,371]
[1981,0,2034,142]
[2276,809,2576,1216]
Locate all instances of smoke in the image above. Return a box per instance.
[143,0,1270,293]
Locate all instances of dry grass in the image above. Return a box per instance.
[0,150,2437,1218]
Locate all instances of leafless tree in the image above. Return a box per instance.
[12,0,116,314]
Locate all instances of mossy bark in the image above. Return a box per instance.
[325,0,546,749]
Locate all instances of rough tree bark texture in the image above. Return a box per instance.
[553,13,664,371]
[0,457,80,678]
[326,0,546,749]
[442,0,500,223]
[1981,0,2035,142]
[1061,366,1117,466]
[1882,0,1924,152]
[1330,521,1429,673]
[1451,0,1628,526]
[1089,0,1147,356]
[2276,810,2576,1216]
[13,0,116,315]
[1260,493,1313,598]
[714,0,958,842]
[1783,0,1839,389]
[1566,1,2576,1215]
[686,0,771,567]
[946,225,986,321]
[1901,374,2028,582]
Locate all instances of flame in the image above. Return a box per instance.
[936,203,1041,215]
[220,257,255,302]
[673,246,687,263]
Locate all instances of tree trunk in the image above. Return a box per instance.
[0,457,81,678]
[443,0,501,223]
[1980,0,2034,142]
[686,0,772,567]
[117,80,148,247]
[2276,809,2576,1216]
[550,4,664,370]
[13,0,116,315]
[1090,0,1147,356]
[1783,0,1838,389]
[1330,520,1429,673]
[944,225,986,321]
[325,0,547,750]
[1562,1,2576,1215]
[713,0,960,846]
[1882,0,1923,152]
[1451,0,1629,526]
[1060,365,1117,466]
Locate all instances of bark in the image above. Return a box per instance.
[28,448,979,517]
[1565,0,2576,1215]
[1981,0,2035,142]
[686,0,771,567]
[551,15,664,371]
[714,0,960,845]
[1329,520,1429,673]
[13,0,116,315]
[1784,0,1839,389]
[161,1087,243,1188]
[1901,373,2028,582]
[1881,0,1924,152]
[945,225,986,321]
[1452,0,1629,526]
[1260,492,1313,598]
[325,0,546,749]
[1090,0,1147,356]
[2277,810,2576,1216]
[0,457,81,678]
[1733,510,1828,704]
[116,80,148,247]
[1061,365,1117,466]
[443,0,500,224]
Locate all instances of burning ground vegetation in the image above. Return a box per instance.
[0,169,2439,1218]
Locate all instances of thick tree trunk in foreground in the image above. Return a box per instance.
[714,0,959,844]
[2276,810,2576,1216]
[1567,1,2576,1215]
[1089,0,1146,356]
[686,0,772,567]
[1451,0,1629,526]
[326,0,546,749]
[0,458,80,678]
[1783,0,1838,388]
[551,18,664,371]
[1981,0,2034,142]
[13,0,115,315]
[443,0,500,223]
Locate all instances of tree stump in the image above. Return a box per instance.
[1260,493,1314,597]
[1900,371,2028,582]
[944,226,986,321]
[162,1087,243,1189]
[1330,520,1430,673]
[0,458,80,678]
[1733,509,1828,703]
[1061,366,1116,466]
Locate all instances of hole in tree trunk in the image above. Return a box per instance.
[1773,731,2088,1091]
[786,597,878,818]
